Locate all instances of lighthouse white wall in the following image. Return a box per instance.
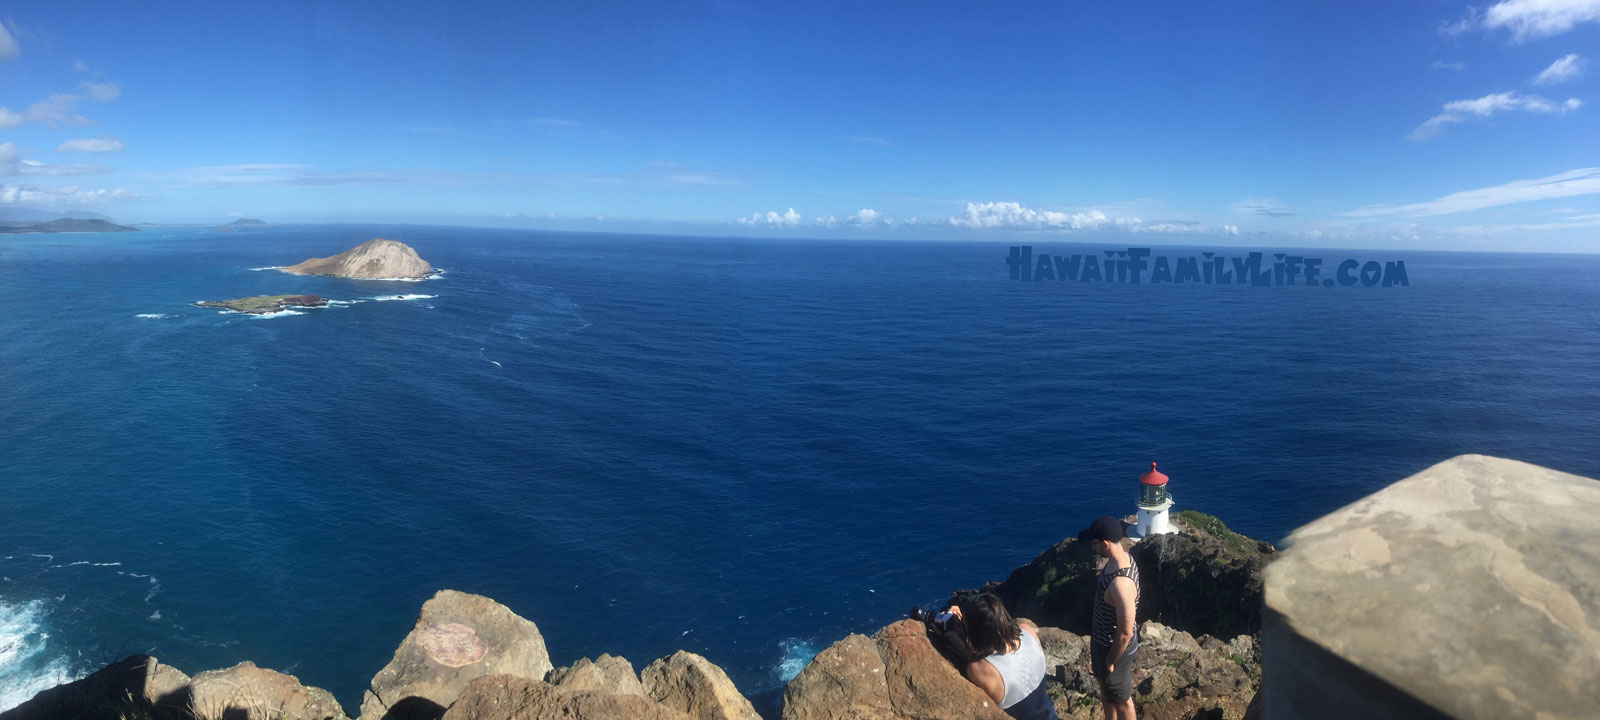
[1136,505,1172,537]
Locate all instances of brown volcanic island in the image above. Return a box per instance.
[282,238,433,279]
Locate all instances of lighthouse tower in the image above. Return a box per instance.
[1133,461,1174,539]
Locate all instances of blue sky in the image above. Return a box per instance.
[1,0,1597,250]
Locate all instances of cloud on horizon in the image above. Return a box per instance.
[736,208,802,227]
[0,183,139,208]
[1344,167,1600,218]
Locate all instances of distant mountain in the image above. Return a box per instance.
[226,218,271,226]
[0,207,114,223]
[0,218,139,234]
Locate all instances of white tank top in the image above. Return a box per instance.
[984,629,1046,709]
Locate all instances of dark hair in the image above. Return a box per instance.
[963,592,1021,657]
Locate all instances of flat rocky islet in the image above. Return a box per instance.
[282,238,434,279]
[194,294,327,315]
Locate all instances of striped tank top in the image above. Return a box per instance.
[1091,558,1140,647]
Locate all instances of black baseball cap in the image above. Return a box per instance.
[1077,516,1125,543]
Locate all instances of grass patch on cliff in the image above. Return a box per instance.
[1176,510,1267,560]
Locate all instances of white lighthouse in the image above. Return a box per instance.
[1131,461,1174,539]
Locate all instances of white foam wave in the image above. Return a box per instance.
[364,269,446,282]
[771,638,819,687]
[369,294,436,302]
[0,599,82,713]
[249,266,286,271]
[135,314,170,319]
[248,310,306,319]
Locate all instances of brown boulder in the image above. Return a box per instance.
[0,655,190,720]
[547,654,646,697]
[441,674,694,720]
[641,651,761,720]
[359,590,553,720]
[781,620,1009,720]
[780,634,892,720]
[186,661,347,720]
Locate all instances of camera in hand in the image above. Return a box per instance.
[908,605,958,631]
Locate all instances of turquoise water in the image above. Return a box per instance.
[2,225,1597,714]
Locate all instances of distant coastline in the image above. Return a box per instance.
[0,218,138,234]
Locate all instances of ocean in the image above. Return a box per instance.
[2,225,1597,715]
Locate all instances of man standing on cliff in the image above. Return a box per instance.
[1079,516,1140,720]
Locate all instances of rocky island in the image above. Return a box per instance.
[215,218,275,232]
[282,238,434,279]
[195,294,328,315]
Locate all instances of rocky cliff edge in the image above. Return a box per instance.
[1,512,1267,720]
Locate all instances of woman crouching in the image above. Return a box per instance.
[950,593,1058,720]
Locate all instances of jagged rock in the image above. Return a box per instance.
[1139,621,1202,655]
[359,590,553,720]
[284,238,433,279]
[641,651,761,720]
[970,511,1275,640]
[875,620,1010,720]
[781,620,1009,720]
[186,661,347,720]
[441,674,694,720]
[547,654,646,697]
[0,655,190,720]
[1040,621,1257,720]
[780,634,892,720]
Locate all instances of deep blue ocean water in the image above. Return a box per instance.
[2,225,1598,714]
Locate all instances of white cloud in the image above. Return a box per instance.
[948,201,1115,230]
[25,94,90,128]
[814,215,838,228]
[80,81,121,102]
[1223,224,1240,235]
[736,208,802,227]
[1534,54,1586,85]
[1407,90,1581,140]
[1344,167,1600,218]
[0,183,138,207]
[0,21,18,62]
[1,143,109,177]
[852,208,881,225]
[57,136,124,153]
[0,107,20,130]
[1482,0,1600,40]
[72,60,88,72]
[1431,61,1467,71]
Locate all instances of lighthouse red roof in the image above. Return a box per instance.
[1139,461,1169,486]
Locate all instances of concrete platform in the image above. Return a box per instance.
[1262,454,1600,720]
